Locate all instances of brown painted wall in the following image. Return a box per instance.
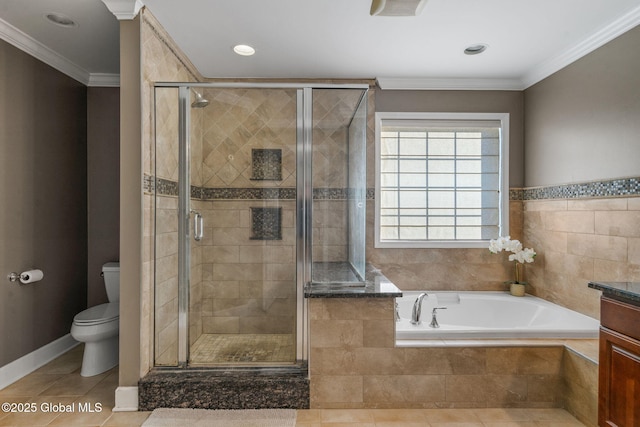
[87,87,120,307]
[0,40,87,366]
[524,25,640,187]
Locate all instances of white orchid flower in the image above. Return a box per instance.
[489,236,536,284]
[521,248,536,263]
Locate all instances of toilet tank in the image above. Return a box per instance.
[102,262,120,302]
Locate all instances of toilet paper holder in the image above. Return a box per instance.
[7,269,43,284]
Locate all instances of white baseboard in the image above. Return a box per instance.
[114,386,139,412]
[0,334,79,390]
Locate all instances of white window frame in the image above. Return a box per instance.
[374,112,510,249]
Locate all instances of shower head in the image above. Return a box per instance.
[191,90,209,108]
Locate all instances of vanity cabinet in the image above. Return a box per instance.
[598,296,640,427]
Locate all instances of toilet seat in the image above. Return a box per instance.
[73,302,119,326]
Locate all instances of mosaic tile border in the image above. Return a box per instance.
[147,175,640,201]
[202,187,297,200]
[514,176,640,201]
[148,175,374,200]
[143,174,155,194]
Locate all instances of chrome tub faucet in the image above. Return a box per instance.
[410,292,428,324]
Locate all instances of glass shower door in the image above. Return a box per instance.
[185,87,300,366]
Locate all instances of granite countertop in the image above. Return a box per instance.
[304,263,402,298]
[588,281,640,304]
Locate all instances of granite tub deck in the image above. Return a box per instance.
[138,369,310,410]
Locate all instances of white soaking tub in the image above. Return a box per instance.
[396,291,599,341]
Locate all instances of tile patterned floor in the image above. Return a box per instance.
[0,345,586,426]
[190,333,294,364]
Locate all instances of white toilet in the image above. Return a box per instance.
[71,262,120,377]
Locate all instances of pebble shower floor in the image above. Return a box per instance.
[190,333,294,364]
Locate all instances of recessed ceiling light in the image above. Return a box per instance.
[233,44,256,56]
[44,12,77,28]
[464,44,488,55]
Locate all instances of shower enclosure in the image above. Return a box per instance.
[153,83,368,369]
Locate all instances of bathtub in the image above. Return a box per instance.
[396,291,600,341]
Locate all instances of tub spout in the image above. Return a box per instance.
[410,293,428,324]
[429,307,447,328]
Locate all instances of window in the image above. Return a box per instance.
[375,112,509,248]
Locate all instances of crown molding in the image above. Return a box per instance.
[0,17,90,84]
[0,17,120,87]
[376,77,524,91]
[101,0,144,20]
[521,4,640,89]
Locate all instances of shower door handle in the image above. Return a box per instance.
[191,209,203,241]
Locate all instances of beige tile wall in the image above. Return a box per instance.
[562,348,598,427]
[313,200,348,263]
[198,200,297,335]
[312,89,363,189]
[152,85,180,365]
[523,196,640,319]
[199,88,298,188]
[149,193,210,357]
[309,298,565,409]
[366,201,524,291]
[153,195,179,365]
[191,102,204,187]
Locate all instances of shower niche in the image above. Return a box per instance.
[152,84,368,370]
[250,149,282,181]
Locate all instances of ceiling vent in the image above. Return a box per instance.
[370,0,428,16]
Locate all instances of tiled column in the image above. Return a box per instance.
[309,298,396,408]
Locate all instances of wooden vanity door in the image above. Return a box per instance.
[599,327,640,427]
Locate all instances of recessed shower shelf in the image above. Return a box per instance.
[250,149,282,181]
[250,207,282,240]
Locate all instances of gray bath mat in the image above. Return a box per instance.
[142,408,297,427]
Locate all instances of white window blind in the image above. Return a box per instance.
[375,113,509,248]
